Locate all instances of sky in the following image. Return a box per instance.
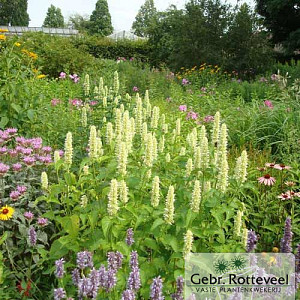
[28,0,254,31]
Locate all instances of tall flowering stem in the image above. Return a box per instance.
[280,217,293,253]
[164,185,175,225]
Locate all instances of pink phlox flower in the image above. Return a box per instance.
[179,105,187,112]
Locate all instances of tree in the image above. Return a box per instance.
[256,0,300,56]
[67,14,90,32]
[132,0,157,37]
[43,5,64,28]
[88,0,113,36]
[0,0,29,26]
[224,3,273,74]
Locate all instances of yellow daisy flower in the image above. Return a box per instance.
[0,29,8,33]
[14,42,21,47]
[0,34,6,41]
[0,205,15,221]
[37,74,46,79]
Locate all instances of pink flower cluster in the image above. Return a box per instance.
[89,100,98,106]
[24,211,48,226]
[10,185,27,201]
[117,57,127,63]
[69,74,80,83]
[133,86,139,92]
[178,105,198,120]
[51,98,62,106]
[264,100,274,109]
[0,128,63,176]
[182,78,190,85]
[59,72,80,83]
[69,99,83,107]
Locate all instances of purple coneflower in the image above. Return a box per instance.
[274,163,291,171]
[278,193,292,200]
[258,174,276,186]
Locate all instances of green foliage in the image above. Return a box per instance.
[256,0,300,57]
[148,1,274,73]
[0,37,40,128]
[72,35,151,62]
[67,13,90,32]
[223,3,274,75]
[132,0,157,37]
[20,33,96,77]
[88,0,113,36]
[43,5,64,28]
[0,0,29,26]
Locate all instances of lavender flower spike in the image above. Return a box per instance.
[54,288,66,300]
[126,228,135,246]
[122,289,136,300]
[280,217,293,253]
[150,276,164,300]
[71,268,81,286]
[127,266,141,291]
[28,227,37,246]
[78,277,92,297]
[246,229,258,253]
[130,251,139,268]
[88,268,101,298]
[171,276,184,300]
[55,258,65,278]
[105,268,117,291]
[295,244,300,273]
[77,251,93,269]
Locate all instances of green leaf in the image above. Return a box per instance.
[11,103,21,113]
[60,215,80,237]
[150,218,164,231]
[0,116,9,128]
[0,232,8,246]
[143,237,159,250]
[101,216,112,238]
[27,109,35,121]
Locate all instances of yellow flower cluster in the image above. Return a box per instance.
[177,63,221,79]
[21,49,38,60]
